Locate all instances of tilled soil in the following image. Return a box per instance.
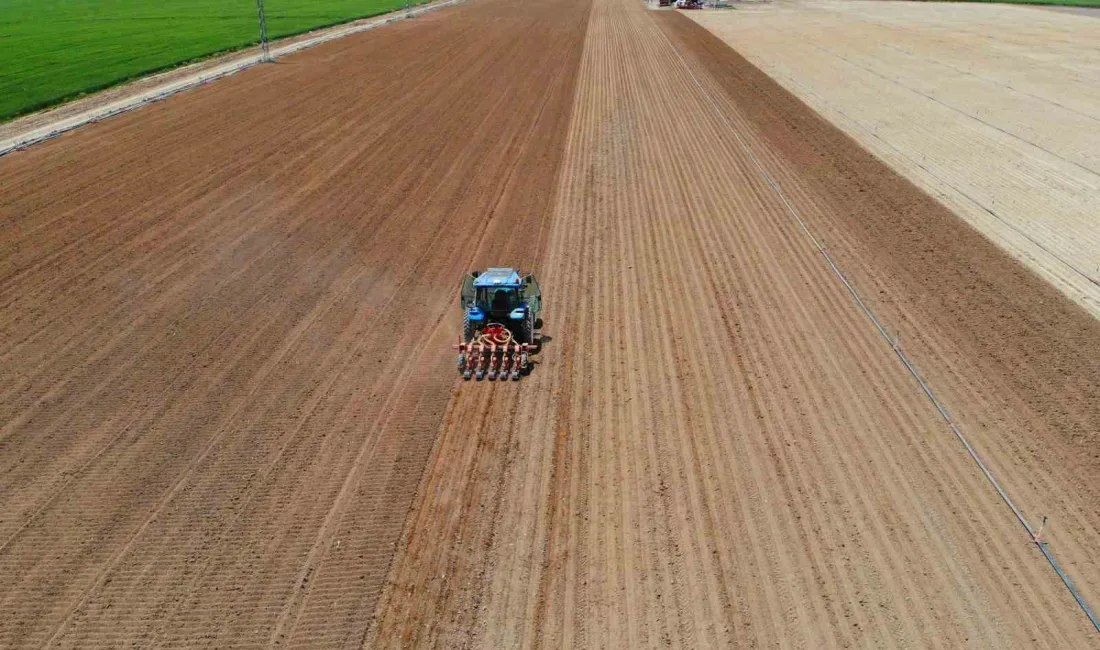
[0,0,588,646]
[657,7,1100,643]
[2,0,1099,647]
[371,0,1100,647]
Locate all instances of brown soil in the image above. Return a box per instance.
[657,6,1100,532]
[0,0,588,646]
[657,11,1100,449]
[370,1,1100,647]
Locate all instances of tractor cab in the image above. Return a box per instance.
[460,267,542,344]
[469,268,525,322]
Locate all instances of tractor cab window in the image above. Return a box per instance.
[478,287,518,312]
[492,289,513,311]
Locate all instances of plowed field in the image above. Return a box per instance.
[0,0,589,646]
[2,0,1099,647]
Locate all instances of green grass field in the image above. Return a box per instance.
[0,0,415,121]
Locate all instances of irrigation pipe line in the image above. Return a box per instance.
[653,17,1100,635]
[0,0,466,160]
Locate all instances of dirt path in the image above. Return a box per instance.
[369,0,1100,647]
[0,0,588,646]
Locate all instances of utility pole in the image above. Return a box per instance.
[255,0,271,62]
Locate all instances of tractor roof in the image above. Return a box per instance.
[473,267,522,288]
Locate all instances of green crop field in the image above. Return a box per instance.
[0,0,417,121]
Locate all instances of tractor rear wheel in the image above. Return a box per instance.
[463,313,473,342]
[522,310,535,345]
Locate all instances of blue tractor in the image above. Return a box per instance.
[455,268,542,380]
